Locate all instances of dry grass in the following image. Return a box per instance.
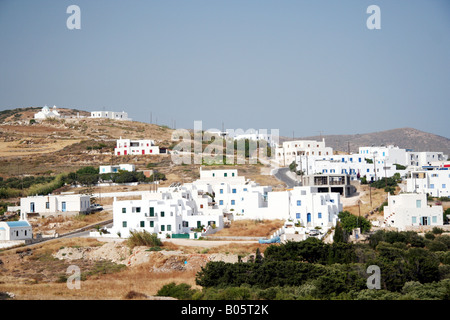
[209,219,284,237]
[343,184,396,219]
[0,234,275,299]
[29,211,112,235]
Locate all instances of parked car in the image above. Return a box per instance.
[89,204,103,212]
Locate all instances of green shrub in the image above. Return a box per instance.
[156,282,198,300]
[127,230,162,248]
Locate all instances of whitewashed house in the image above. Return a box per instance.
[34,105,61,120]
[115,138,160,156]
[226,129,278,147]
[20,194,91,217]
[275,139,333,167]
[107,195,223,239]
[99,164,136,174]
[406,151,448,167]
[90,110,131,121]
[101,168,342,239]
[0,220,32,241]
[296,153,407,182]
[406,168,450,198]
[383,193,443,230]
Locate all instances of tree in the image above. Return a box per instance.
[338,211,371,234]
[333,221,348,243]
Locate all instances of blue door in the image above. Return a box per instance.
[62,202,66,212]
[307,213,311,223]
[30,202,35,213]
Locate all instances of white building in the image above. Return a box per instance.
[0,220,32,241]
[406,168,450,198]
[115,138,160,156]
[99,164,136,174]
[296,154,407,182]
[34,105,61,120]
[226,129,278,147]
[359,146,447,168]
[275,139,333,167]
[108,194,224,239]
[90,111,131,121]
[105,168,342,238]
[406,151,447,167]
[359,145,409,167]
[383,193,443,230]
[20,194,91,217]
[288,186,341,228]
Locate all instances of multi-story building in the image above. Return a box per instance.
[406,168,450,197]
[406,152,447,167]
[114,138,160,156]
[275,139,333,167]
[104,168,343,238]
[383,193,443,231]
[296,153,407,182]
[301,174,356,197]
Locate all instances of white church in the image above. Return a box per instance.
[34,105,61,120]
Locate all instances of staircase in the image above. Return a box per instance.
[383,212,395,226]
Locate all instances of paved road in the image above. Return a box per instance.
[273,167,300,188]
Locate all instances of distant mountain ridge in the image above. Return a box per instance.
[282,128,450,156]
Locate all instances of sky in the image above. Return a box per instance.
[0,0,449,138]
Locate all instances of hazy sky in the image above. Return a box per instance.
[0,0,449,138]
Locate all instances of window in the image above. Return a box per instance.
[224,173,227,177]
[443,184,446,189]
[232,173,235,177]
[232,188,236,193]
[200,204,204,209]
[161,211,165,217]
[140,221,145,228]
[62,202,66,212]
[182,221,189,227]
[150,221,154,227]
[45,202,50,209]
[167,225,172,231]
[430,184,435,189]
[122,221,127,228]
[416,200,421,208]
[122,208,126,213]
[149,207,155,216]
[432,216,437,224]
[219,200,224,205]
[161,225,165,231]
[318,212,322,219]
[296,213,300,219]
[297,200,301,206]
[220,189,223,194]
[212,173,215,177]
[231,200,235,205]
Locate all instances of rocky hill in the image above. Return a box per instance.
[282,128,450,156]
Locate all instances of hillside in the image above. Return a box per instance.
[0,107,282,188]
[0,108,175,177]
[282,128,450,156]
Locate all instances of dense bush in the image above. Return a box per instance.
[190,230,449,300]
